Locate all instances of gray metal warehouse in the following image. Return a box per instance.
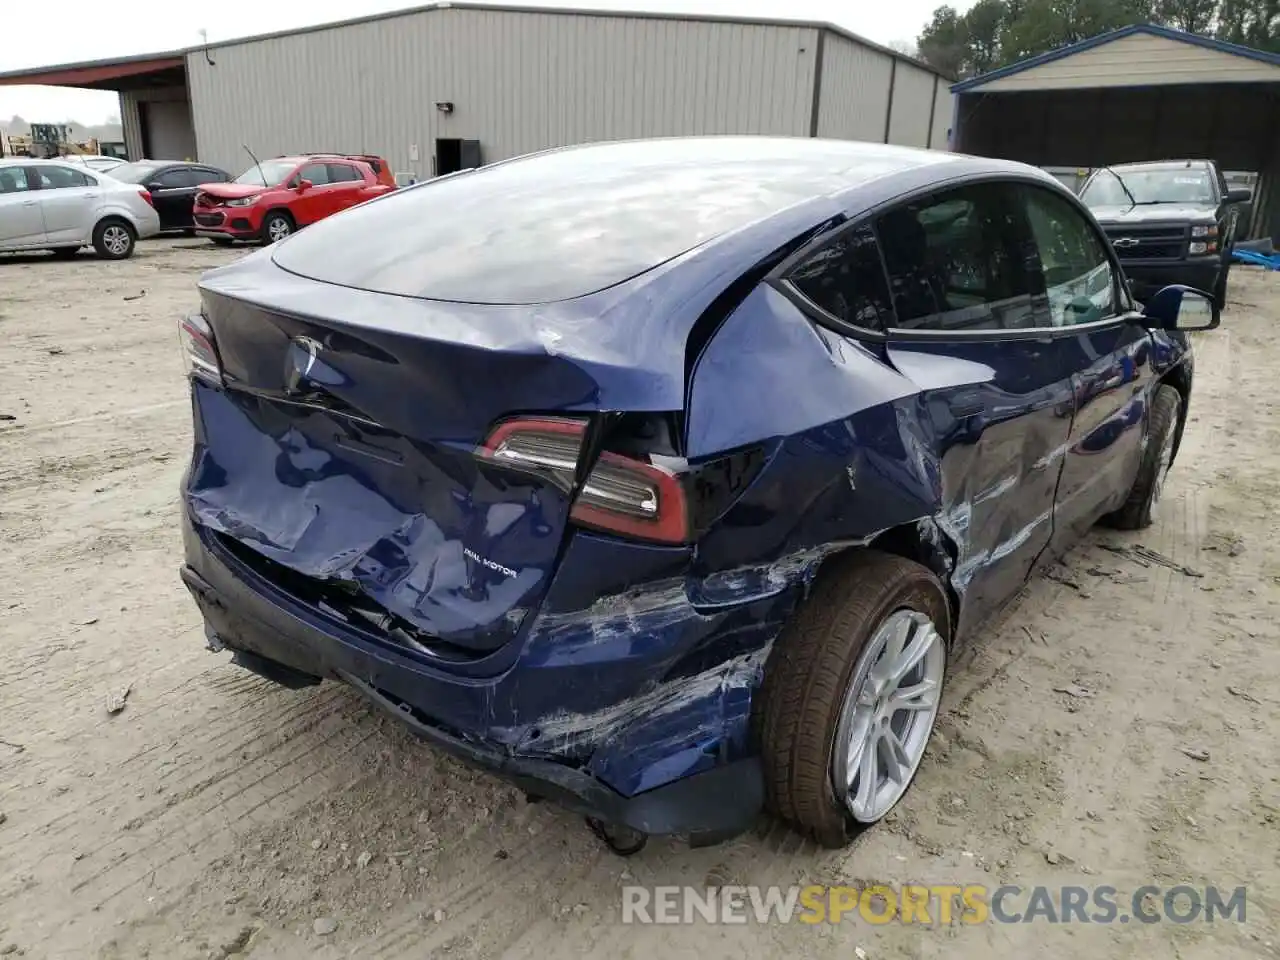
[951,23,1280,240]
[0,3,953,181]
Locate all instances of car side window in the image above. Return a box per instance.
[1021,186,1117,327]
[196,168,228,184]
[0,167,30,193]
[35,166,93,190]
[155,170,187,188]
[297,163,331,186]
[787,224,893,330]
[876,182,1047,332]
[326,163,361,183]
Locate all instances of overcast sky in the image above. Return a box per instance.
[0,0,971,125]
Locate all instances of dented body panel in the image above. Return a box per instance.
[179,138,1197,839]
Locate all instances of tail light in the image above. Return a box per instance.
[482,417,689,544]
[138,189,154,208]
[179,313,222,385]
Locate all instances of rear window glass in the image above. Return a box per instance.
[107,162,163,184]
[271,139,937,304]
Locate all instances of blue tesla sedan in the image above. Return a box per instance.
[178,137,1213,852]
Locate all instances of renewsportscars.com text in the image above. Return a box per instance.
[621,884,1247,925]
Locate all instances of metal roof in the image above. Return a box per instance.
[0,2,951,89]
[0,52,185,87]
[952,23,1280,92]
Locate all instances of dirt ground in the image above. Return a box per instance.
[1,238,1277,959]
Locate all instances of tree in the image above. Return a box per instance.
[915,0,1230,78]
[965,0,1007,73]
[918,6,970,77]
[1155,0,1220,31]
[1217,0,1280,50]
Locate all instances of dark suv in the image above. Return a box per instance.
[1080,160,1251,307]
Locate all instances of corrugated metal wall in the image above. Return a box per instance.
[187,8,821,178]
[930,80,952,149]
[120,87,195,161]
[814,33,894,142]
[887,62,938,148]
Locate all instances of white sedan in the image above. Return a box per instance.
[0,158,161,259]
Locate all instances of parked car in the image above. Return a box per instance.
[192,154,395,245]
[178,138,1213,853]
[108,160,232,232]
[1080,159,1251,307]
[62,154,127,175]
[0,157,160,259]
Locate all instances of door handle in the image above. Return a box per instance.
[22,200,36,206]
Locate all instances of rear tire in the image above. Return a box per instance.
[260,211,294,244]
[755,550,950,848]
[1104,385,1181,530]
[92,218,135,259]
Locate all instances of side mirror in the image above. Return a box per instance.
[1226,187,1252,204]
[1142,285,1219,332]
[296,179,313,192]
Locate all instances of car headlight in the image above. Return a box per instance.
[1190,224,1218,237]
[224,195,260,208]
[1189,241,1209,254]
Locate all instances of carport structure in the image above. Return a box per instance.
[951,23,1280,240]
[0,52,196,162]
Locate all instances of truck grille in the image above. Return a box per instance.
[1102,225,1188,261]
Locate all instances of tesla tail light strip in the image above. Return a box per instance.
[481,417,690,545]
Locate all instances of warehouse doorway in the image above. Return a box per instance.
[435,138,482,176]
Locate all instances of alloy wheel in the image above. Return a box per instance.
[831,608,945,823]
[268,218,292,242]
[102,225,131,256]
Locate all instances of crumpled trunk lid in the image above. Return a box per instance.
[186,254,678,659]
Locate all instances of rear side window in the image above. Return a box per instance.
[326,163,361,183]
[877,183,1046,332]
[787,224,893,330]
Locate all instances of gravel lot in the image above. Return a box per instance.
[2,238,1278,959]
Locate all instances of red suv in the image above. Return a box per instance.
[193,154,396,244]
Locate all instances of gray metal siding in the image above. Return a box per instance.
[120,92,142,161]
[814,33,893,142]
[187,8,819,178]
[887,62,936,148]
[930,80,951,149]
[121,87,194,161]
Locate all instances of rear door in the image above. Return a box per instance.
[1019,184,1156,549]
[148,167,192,229]
[0,167,45,247]
[872,180,1077,636]
[322,161,366,214]
[30,165,100,243]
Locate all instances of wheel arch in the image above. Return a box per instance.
[1160,359,1193,464]
[809,520,962,647]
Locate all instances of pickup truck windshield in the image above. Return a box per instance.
[1082,168,1216,206]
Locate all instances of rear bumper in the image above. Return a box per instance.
[1121,256,1222,299]
[179,510,766,841]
